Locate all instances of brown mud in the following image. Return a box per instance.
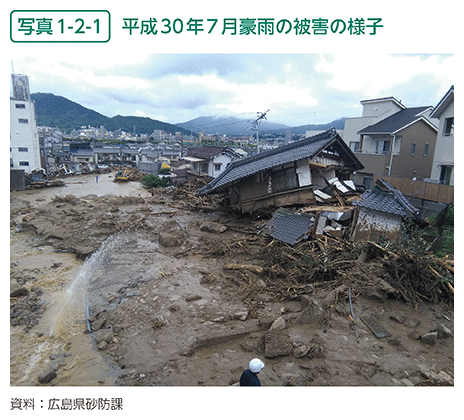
[10,172,454,387]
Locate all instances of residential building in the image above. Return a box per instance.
[344,97,438,189]
[152,129,165,142]
[69,141,94,165]
[10,74,42,173]
[198,128,363,213]
[344,97,406,153]
[429,85,454,185]
[185,146,241,178]
[93,147,122,166]
[70,149,95,165]
[352,179,421,242]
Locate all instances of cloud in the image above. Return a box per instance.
[177,71,318,118]
[10,52,454,126]
[314,54,454,103]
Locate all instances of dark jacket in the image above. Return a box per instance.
[239,369,261,386]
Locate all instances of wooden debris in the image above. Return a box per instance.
[224,264,265,275]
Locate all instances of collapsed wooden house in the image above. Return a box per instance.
[260,178,423,246]
[197,128,364,213]
[351,178,422,242]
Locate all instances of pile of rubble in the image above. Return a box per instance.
[10,172,454,387]
[169,175,224,210]
[201,216,454,310]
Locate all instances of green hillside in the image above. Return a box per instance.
[31,92,195,136]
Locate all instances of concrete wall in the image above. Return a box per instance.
[361,98,404,118]
[343,116,377,149]
[138,161,159,175]
[430,101,454,184]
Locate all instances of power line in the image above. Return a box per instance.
[250,109,270,153]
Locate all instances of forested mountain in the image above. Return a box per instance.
[177,116,345,136]
[31,93,195,135]
[176,116,289,137]
[31,92,346,137]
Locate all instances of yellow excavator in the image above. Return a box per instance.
[114,169,130,182]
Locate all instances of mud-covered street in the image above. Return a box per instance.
[10,172,454,387]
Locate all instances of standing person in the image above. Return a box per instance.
[239,358,265,386]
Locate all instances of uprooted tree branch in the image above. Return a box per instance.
[204,228,453,308]
[166,175,454,307]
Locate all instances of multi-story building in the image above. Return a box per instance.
[429,86,454,185]
[185,146,241,178]
[344,97,438,189]
[10,74,42,173]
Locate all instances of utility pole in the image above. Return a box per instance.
[251,109,270,154]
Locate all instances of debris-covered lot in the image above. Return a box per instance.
[10,173,454,386]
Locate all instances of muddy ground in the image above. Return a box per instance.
[10,172,454,387]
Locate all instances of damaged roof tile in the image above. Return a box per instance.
[353,179,420,218]
[261,208,315,245]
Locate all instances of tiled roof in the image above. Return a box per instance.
[354,190,411,217]
[357,106,435,135]
[187,146,230,160]
[353,179,420,218]
[261,208,315,245]
[198,128,363,195]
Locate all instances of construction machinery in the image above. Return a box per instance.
[114,169,130,182]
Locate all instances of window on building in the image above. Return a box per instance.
[214,164,222,171]
[439,165,453,185]
[19,161,29,166]
[18,147,28,152]
[423,143,429,157]
[383,141,391,154]
[15,103,26,109]
[362,176,373,190]
[410,143,416,156]
[18,118,28,124]
[376,140,390,154]
[349,142,360,152]
[443,117,454,136]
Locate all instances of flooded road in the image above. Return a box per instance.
[10,172,145,386]
[13,171,148,207]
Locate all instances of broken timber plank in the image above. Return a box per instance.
[430,256,454,273]
[223,264,265,274]
[367,241,397,258]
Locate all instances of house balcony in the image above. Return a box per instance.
[354,151,390,175]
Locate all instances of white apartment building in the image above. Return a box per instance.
[10,74,42,174]
[429,86,454,185]
[343,97,406,153]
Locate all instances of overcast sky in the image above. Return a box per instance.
[9,51,454,128]
[7,1,456,128]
